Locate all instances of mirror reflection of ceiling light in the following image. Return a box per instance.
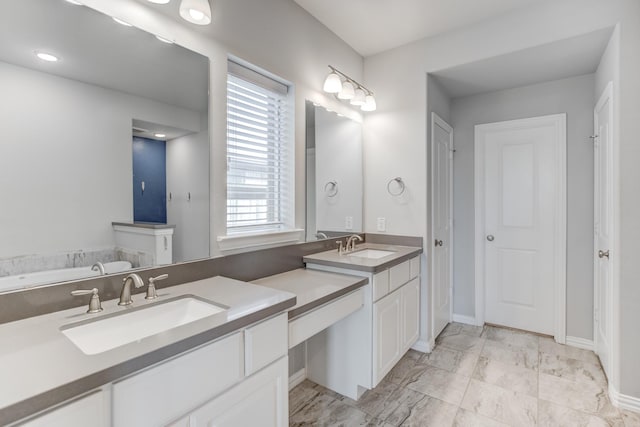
[155,35,174,44]
[322,65,376,112]
[154,133,166,138]
[148,0,171,3]
[35,52,59,62]
[64,0,83,5]
[179,0,212,25]
[112,17,133,27]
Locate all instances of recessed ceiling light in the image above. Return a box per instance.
[148,0,171,3]
[154,133,166,138]
[155,35,174,44]
[65,0,82,5]
[112,17,132,27]
[35,52,59,62]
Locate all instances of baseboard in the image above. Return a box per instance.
[609,383,640,413]
[452,314,479,326]
[289,368,306,390]
[412,340,430,353]
[565,336,594,351]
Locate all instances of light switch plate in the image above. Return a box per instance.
[377,217,386,232]
[345,216,353,230]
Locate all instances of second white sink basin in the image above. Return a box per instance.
[347,249,396,259]
[62,296,227,355]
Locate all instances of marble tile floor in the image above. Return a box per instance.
[289,322,640,427]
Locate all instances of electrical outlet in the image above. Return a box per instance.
[345,216,353,230]
[377,217,386,232]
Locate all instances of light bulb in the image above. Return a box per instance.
[361,95,377,112]
[350,88,366,106]
[337,81,355,100]
[323,71,342,93]
[179,0,212,25]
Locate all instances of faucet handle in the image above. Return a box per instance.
[336,240,345,255]
[146,274,168,300]
[71,288,103,314]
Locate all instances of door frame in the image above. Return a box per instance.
[474,114,567,343]
[593,81,616,379]
[430,112,454,338]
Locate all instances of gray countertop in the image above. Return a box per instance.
[0,276,295,425]
[303,243,423,273]
[252,269,368,320]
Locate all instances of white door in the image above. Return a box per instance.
[594,82,613,378]
[476,115,566,336]
[431,113,453,337]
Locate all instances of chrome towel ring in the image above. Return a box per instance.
[324,181,338,197]
[387,177,405,196]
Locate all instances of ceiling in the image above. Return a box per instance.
[0,0,209,113]
[432,27,614,99]
[293,0,546,57]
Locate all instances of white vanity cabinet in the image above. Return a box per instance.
[18,391,108,427]
[305,255,421,400]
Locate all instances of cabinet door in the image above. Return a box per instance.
[402,278,420,351]
[373,290,401,385]
[20,391,107,427]
[190,357,288,427]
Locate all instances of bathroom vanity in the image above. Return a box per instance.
[0,277,295,426]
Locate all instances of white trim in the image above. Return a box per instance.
[411,340,430,353]
[288,368,307,390]
[452,314,480,326]
[217,229,304,253]
[609,383,640,413]
[565,336,594,351]
[430,112,454,343]
[474,114,567,343]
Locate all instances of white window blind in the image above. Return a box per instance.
[226,63,291,234]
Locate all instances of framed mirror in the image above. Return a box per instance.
[305,101,363,241]
[0,0,210,292]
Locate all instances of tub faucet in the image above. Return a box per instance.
[346,234,363,252]
[118,273,144,306]
[91,261,105,276]
[315,232,328,240]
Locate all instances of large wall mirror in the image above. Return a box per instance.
[305,101,363,241]
[0,0,210,292]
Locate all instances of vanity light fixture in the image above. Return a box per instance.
[113,17,133,27]
[148,0,171,3]
[35,51,59,62]
[323,65,376,112]
[179,0,212,25]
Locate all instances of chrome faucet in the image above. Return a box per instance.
[91,261,105,276]
[346,234,363,252]
[118,273,144,306]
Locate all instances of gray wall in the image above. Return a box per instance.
[450,74,595,340]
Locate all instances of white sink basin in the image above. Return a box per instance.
[61,296,227,355]
[347,249,396,259]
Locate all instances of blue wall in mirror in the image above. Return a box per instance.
[133,136,166,223]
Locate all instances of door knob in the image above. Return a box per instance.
[486,235,494,242]
[598,250,609,259]
[434,239,443,247]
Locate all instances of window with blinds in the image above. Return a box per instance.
[226,62,291,234]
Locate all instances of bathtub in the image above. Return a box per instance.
[0,261,132,293]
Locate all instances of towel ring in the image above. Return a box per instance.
[387,177,405,196]
[324,181,338,197]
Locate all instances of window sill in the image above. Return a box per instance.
[217,229,304,253]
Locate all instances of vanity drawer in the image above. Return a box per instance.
[112,332,243,427]
[389,260,411,291]
[372,270,390,301]
[245,313,288,376]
